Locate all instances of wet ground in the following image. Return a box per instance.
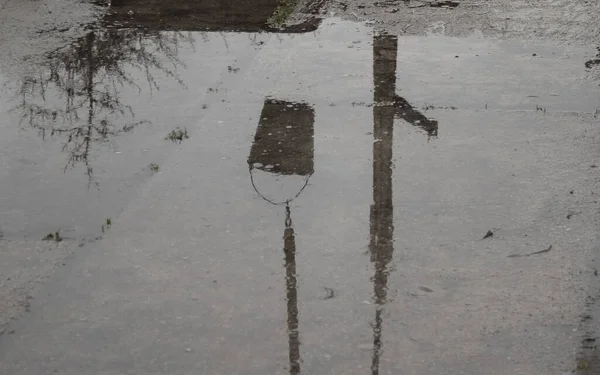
[1,0,600,374]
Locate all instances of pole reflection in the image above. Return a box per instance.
[369,34,438,374]
[284,204,301,375]
[248,99,315,375]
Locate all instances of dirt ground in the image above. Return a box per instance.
[326,0,600,44]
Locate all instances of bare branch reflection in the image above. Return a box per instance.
[14,29,192,187]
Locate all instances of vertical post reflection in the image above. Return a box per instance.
[284,204,301,375]
[370,34,398,375]
[369,34,438,374]
[248,99,315,375]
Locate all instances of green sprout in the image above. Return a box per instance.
[165,127,189,143]
[267,0,299,28]
[102,218,112,233]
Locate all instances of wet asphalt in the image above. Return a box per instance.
[1,1,600,374]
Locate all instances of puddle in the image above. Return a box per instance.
[1,6,600,375]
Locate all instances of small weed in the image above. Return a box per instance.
[43,230,62,242]
[102,218,112,233]
[227,65,240,73]
[536,105,547,113]
[577,359,589,370]
[202,104,208,109]
[165,127,189,143]
[267,0,298,28]
[149,163,160,172]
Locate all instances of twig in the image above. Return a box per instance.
[508,245,552,258]
[480,228,499,240]
[401,22,414,33]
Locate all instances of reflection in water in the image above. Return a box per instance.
[284,204,301,375]
[249,99,315,178]
[248,99,315,374]
[369,34,438,374]
[104,0,323,33]
[14,29,190,186]
[393,95,438,138]
[370,34,397,375]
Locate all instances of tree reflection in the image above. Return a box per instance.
[15,29,192,187]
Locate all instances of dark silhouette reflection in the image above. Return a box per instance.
[103,0,324,33]
[371,37,438,140]
[369,34,438,375]
[248,99,315,374]
[370,34,397,375]
[249,99,314,177]
[393,95,438,138]
[284,204,301,375]
[15,29,190,186]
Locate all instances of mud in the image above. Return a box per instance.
[326,0,600,44]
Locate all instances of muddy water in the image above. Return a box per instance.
[1,9,600,375]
